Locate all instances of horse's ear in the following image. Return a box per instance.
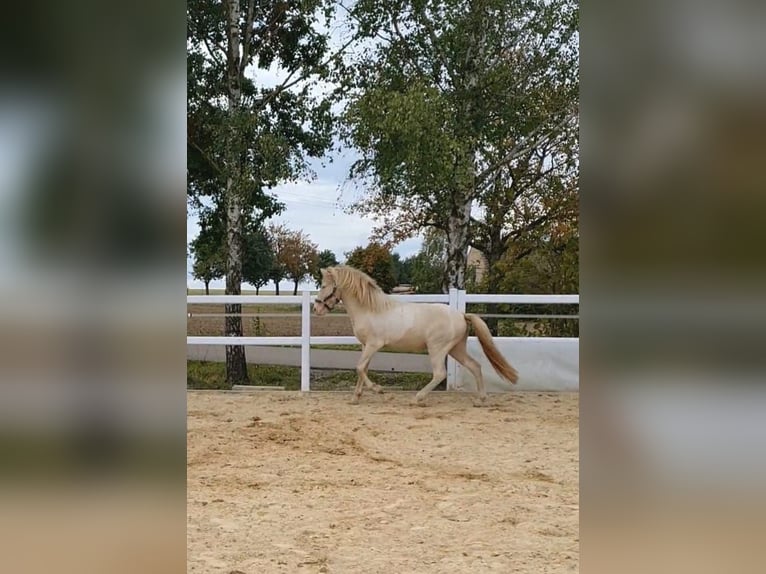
[320,267,332,282]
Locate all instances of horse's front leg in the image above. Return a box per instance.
[352,341,383,404]
[412,347,449,406]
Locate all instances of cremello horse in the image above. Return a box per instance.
[313,265,518,405]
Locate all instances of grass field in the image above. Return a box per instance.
[187,360,431,391]
[188,302,351,338]
[187,288,313,296]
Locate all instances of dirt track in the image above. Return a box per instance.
[187,391,579,573]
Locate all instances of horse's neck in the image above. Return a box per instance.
[341,292,389,321]
[340,294,366,321]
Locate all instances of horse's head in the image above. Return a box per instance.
[314,268,340,315]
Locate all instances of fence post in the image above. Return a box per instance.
[301,291,311,392]
[447,288,458,389]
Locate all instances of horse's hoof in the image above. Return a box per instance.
[372,384,384,394]
[472,397,489,408]
[411,396,428,407]
[350,396,361,405]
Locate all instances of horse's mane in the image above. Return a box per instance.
[330,266,394,312]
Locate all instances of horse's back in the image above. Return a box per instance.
[355,301,464,350]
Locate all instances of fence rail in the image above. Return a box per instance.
[187,290,579,391]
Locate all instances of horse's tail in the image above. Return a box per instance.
[464,313,519,384]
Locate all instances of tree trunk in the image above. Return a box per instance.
[255,286,260,295]
[274,281,280,295]
[225,184,248,383]
[443,1,483,292]
[293,279,299,296]
[223,0,248,385]
[444,193,473,291]
[204,280,210,295]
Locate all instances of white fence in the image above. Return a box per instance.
[187,291,579,392]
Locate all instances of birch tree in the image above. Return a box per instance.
[339,0,578,289]
[188,0,340,383]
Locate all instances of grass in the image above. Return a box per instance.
[187,360,431,391]
[314,344,428,355]
[268,344,428,355]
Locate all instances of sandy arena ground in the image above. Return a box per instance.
[187,391,579,574]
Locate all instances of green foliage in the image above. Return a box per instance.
[391,252,411,285]
[489,232,579,336]
[187,0,338,190]
[345,243,398,293]
[190,218,225,292]
[407,229,447,293]
[242,226,274,292]
[313,249,339,286]
[191,213,274,293]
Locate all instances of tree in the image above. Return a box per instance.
[408,229,448,293]
[191,243,223,295]
[312,249,339,286]
[187,0,341,383]
[190,218,225,295]
[391,252,411,285]
[266,223,289,295]
[493,229,579,337]
[191,216,274,295]
[282,230,319,295]
[345,243,397,293]
[266,224,319,295]
[340,0,578,290]
[471,124,579,293]
[242,225,274,294]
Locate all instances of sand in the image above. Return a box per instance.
[187,391,578,573]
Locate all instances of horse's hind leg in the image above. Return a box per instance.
[413,347,450,406]
[449,339,487,406]
[353,341,383,404]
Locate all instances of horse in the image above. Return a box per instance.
[313,265,518,406]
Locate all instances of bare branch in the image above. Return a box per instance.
[188,9,226,67]
[187,132,224,175]
[338,1,395,45]
[420,15,453,90]
[253,35,357,111]
[475,112,574,185]
[239,0,257,77]
[202,36,224,68]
